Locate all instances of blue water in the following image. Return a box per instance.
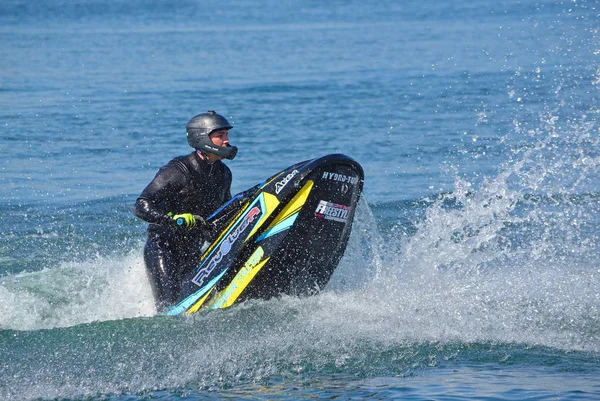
[1,0,599,399]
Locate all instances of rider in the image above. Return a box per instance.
[133,111,237,310]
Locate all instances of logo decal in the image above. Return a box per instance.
[192,206,261,286]
[314,200,350,223]
[237,246,265,279]
[210,247,265,309]
[275,170,299,194]
[321,171,359,185]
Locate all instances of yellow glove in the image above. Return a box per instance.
[172,213,197,229]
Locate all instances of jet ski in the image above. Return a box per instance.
[167,153,364,315]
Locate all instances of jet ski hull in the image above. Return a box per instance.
[168,154,364,315]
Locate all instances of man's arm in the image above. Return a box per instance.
[133,163,186,226]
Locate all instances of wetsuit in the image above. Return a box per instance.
[133,151,232,309]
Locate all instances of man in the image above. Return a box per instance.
[133,111,237,310]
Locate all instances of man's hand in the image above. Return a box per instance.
[171,213,206,229]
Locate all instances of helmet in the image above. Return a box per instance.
[186,110,238,160]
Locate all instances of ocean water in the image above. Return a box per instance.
[1,0,599,399]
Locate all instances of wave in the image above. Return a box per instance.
[1,294,597,400]
[0,249,155,331]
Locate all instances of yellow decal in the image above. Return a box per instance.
[266,180,314,229]
[245,192,279,241]
[185,288,214,314]
[209,247,269,309]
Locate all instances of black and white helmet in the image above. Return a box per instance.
[186,110,238,160]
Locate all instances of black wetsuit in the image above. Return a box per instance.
[133,151,232,309]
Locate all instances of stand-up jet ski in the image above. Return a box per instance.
[167,153,364,315]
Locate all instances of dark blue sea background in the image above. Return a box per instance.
[1,0,599,400]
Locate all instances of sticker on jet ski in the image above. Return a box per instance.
[314,200,351,223]
[321,171,360,185]
[192,205,262,287]
[275,169,299,194]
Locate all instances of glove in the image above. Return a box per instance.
[170,213,207,230]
